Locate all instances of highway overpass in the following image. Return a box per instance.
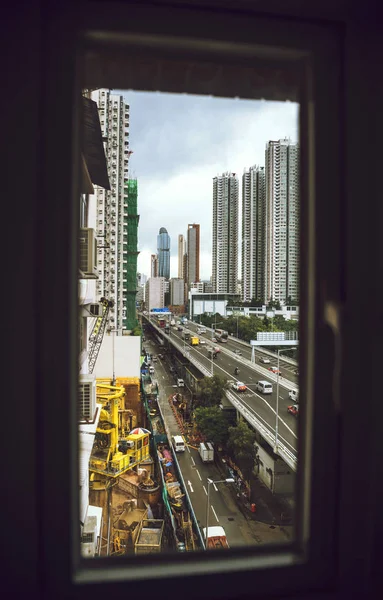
[143,315,299,471]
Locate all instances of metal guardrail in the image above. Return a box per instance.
[226,391,297,472]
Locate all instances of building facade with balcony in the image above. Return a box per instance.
[90,88,131,332]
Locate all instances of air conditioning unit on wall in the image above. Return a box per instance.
[79,374,96,421]
[79,228,98,279]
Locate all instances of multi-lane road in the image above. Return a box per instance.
[147,342,280,548]
[145,317,299,458]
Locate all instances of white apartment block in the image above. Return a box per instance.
[265,139,299,304]
[170,278,185,305]
[145,277,166,311]
[90,88,131,332]
[242,165,266,303]
[212,172,239,294]
[178,234,186,279]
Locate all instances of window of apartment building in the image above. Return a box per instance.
[30,2,381,600]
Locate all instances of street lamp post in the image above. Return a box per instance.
[205,478,234,548]
[275,347,294,452]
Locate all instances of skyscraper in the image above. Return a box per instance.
[187,223,200,286]
[157,227,171,279]
[178,234,186,278]
[265,138,299,304]
[90,89,131,331]
[212,172,239,293]
[241,166,266,303]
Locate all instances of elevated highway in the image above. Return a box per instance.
[143,316,299,471]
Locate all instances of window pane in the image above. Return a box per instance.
[79,87,300,558]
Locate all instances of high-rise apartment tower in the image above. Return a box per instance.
[178,234,186,278]
[212,172,239,293]
[187,223,200,286]
[90,88,131,331]
[265,138,299,304]
[241,166,266,303]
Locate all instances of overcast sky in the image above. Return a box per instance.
[117,90,299,281]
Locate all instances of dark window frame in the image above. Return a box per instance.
[37,2,350,600]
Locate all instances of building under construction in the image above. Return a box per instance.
[123,178,139,331]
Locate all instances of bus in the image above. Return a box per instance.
[215,329,228,343]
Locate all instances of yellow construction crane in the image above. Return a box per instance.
[89,381,150,490]
[88,298,114,374]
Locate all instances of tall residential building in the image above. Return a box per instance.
[212,172,239,294]
[170,278,185,305]
[241,165,266,303]
[265,138,300,304]
[145,277,165,311]
[151,254,158,278]
[157,227,171,279]
[90,88,131,332]
[187,223,200,286]
[178,234,186,278]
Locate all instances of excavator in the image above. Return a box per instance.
[89,381,150,491]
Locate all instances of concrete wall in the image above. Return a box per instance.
[255,444,295,495]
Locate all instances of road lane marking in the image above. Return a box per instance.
[196,470,202,481]
[213,483,218,491]
[191,456,195,466]
[187,480,194,493]
[211,505,219,522]
[186,443,190,453]
[203,486,207,495]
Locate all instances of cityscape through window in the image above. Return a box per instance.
[78,90,300,557]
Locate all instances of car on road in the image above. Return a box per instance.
[259,356,271,364]
[231,381,247,392]
[268,366,281,375]
[212,337,217,343]
[287,404,299,416]
[234,349,242,356]
[288,389,299,403]
[169,366,175,373]
[177,326,183,331]
[199,339,206,344]
[255,380,273,394]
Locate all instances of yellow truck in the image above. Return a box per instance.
[190,336,199,346]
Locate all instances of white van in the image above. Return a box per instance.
[197,327,206,334]
[172,435,185,452]
[177,378,185,387]
[255,380,273,394]
[149,366,155,374]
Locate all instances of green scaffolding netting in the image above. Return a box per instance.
[123,179,139,330]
